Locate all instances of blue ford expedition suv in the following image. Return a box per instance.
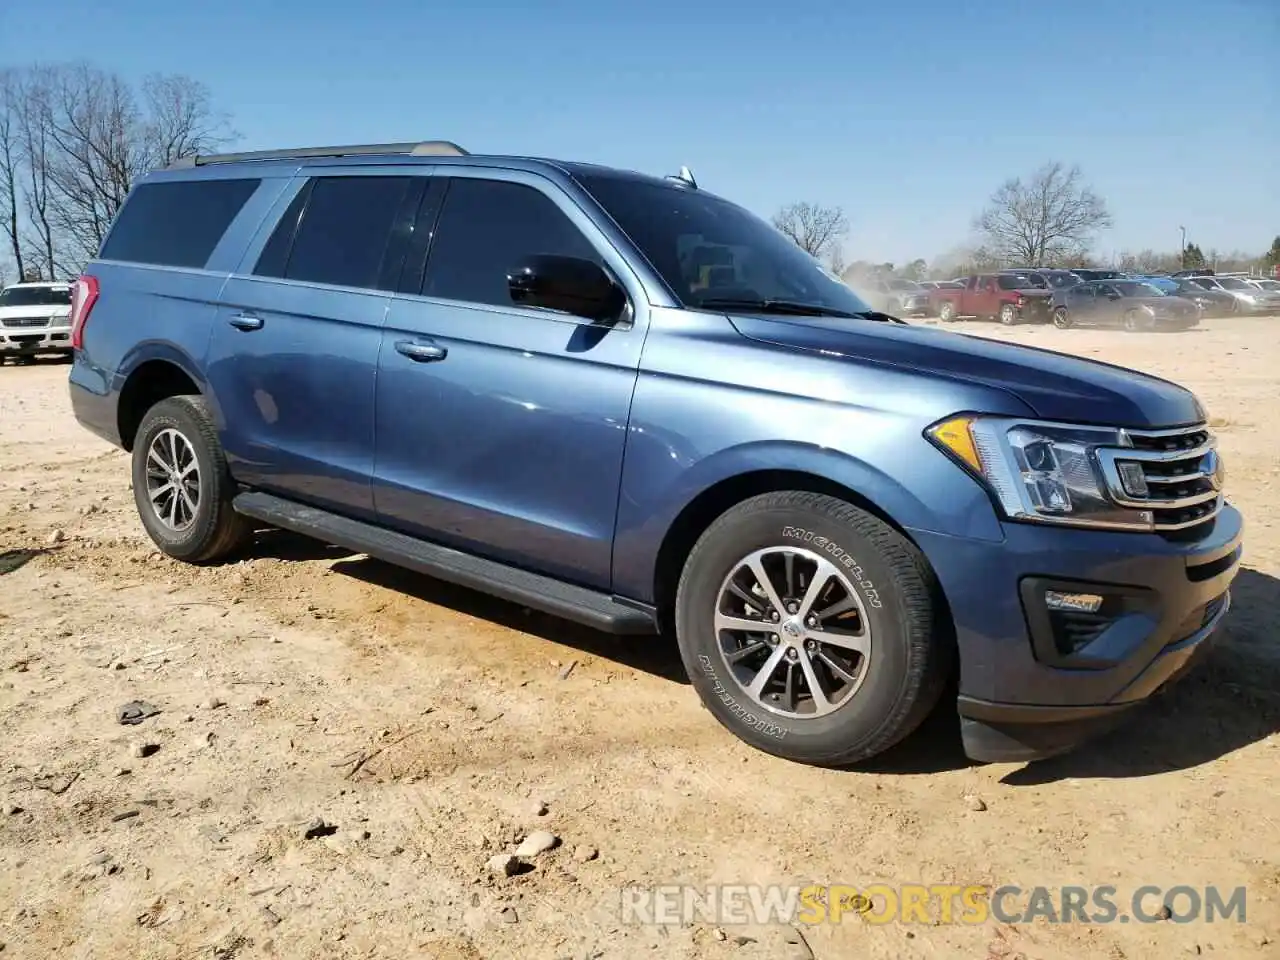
[67,141,1243,766]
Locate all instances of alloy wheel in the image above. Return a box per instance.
[145,427,201,531]
[713,546,872,718]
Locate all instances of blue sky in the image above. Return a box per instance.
[3,0,1277,266]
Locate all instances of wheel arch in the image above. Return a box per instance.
[651,468,928,635]
[116,347,206,451]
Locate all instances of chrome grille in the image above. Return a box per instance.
[1095,424,1224,533]
[2,317,50,328]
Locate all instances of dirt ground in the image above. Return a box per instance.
[1,317,1278,960]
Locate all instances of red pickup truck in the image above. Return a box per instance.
[932,273,1053,325]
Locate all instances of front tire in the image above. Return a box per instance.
[1053,307,1071,329]
[674,491,951,766]
[131,395,253,563]
[938,301,957,322]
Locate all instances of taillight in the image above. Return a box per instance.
[69,274,99,350]
[1015,294,1025,307]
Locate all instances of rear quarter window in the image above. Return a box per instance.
[100,178,261,269]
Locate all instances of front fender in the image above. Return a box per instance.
[611,433,1005,604]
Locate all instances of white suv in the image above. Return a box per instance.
[0,281,74,359]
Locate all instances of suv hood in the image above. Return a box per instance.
[728,314,1204,427]
[0,304,70,320]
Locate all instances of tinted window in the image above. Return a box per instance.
[277,176,411,289]
[101,178,260,268]
[0,285,72,307]
[423,178,600,307]
[1073,284,1095,298]
[573,173,874,314]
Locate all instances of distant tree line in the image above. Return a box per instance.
[0,62,235,286]
[777,162,1276,285]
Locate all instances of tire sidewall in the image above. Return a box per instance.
[1053,307,1070,329]
[999,304,1016,325]
[131,400,225,561]
[675,502,915,758]
[939,302,956,322]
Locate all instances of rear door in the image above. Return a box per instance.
[204,170,419,519]
[372,168,649,589]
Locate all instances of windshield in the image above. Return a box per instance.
[573,174,874,315]
[1112,281,1164,297]
[0,285,71,308]
[1216,278,1252,291]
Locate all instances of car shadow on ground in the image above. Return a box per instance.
[240,532,1279,777]
[244,527,691,685]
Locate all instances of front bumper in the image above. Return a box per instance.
[0,327,72,353]
[910,504,1243,763]
[1236,300,1280,315]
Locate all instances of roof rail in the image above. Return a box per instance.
[164,140,469,170]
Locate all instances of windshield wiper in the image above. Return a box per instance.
[696,297,864,319]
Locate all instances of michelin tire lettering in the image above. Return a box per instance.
[698,654,788,740]
[779,526,883,609]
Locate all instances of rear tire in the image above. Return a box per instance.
[998,303,1017,325]
[131,395,253,563]
[674,491,951,766]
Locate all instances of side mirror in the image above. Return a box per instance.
[506,255,626,323]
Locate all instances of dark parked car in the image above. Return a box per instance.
[1171,280,1236,318]
[67,140,1241,767]
[1051,280,1200,331]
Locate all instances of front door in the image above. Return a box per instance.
[205,172,416,519]
[372,170,649,589]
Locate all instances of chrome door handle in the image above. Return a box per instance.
[228,313,263,331]
[394,339,447,362]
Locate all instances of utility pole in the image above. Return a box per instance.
[1179,225,1186,259]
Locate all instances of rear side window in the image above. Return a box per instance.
[422,178,600,308]
[259,176,411,290]
[101,178,260,268]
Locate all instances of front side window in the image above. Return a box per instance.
[572,173,874,315]
[423,178,601,308]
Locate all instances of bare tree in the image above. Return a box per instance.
[772,202,849,259]
[974,162,1111,267]
[16,67,59,279]
[0,70,26,281]
[35,62,235,265]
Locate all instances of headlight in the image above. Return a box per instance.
[925,415,1153,531]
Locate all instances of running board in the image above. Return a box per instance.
[232,491,657,635]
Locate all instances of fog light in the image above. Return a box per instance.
[1045,591,1104,614]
